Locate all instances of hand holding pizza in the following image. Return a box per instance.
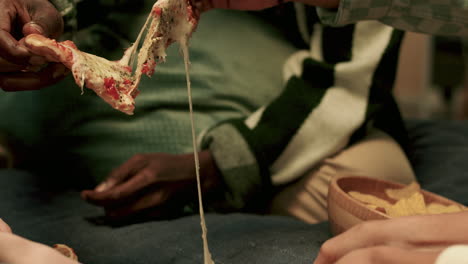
[0,0,68,91]
[81,151,222,220]
[195,0,339,12]
[313,212,468,264]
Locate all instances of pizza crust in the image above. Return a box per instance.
[53,244,78,261]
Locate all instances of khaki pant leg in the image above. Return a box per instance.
[269,129,416,224]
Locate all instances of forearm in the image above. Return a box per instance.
[293,0,339,9]
[198,150,223,192]
[201,121,266,210]
[317,0,468,36]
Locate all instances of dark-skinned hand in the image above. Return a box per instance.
[81,150,222,221]
[0,0,68,92]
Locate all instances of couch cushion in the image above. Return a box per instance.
[406,120,468,205]
[0,170,328,264]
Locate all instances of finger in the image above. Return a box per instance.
[0,2,32,65]
[0,56,26,72]
[105,186,190,222]
[22,21,44,35]
[94,154,149,192]
[0,63,68,91]
[334,246,441,264]
[314,221,386,264]
[82,169,156,206]
[314,215,456,264]
[23,1,64,39]
[17,38,47,66]
[0,218,12,233]
[102,201,185,226]
[105,187,169,218]
[27,55,47,66]
[0,29,31,65]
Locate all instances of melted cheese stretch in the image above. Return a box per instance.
[181,36,215,264]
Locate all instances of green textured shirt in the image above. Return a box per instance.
[318,0,468,36]
[1,1,296,193]
[12,1,406,211]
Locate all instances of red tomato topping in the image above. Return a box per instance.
[123,78,132,85]
[141,60,156,76]
[131,89,140,99]
[104,77,120,101]
[187,5,197,23]
[104,77,115,88]
[152,6,162,16]
[123,66,132,73]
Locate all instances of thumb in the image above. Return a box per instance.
[22,1,64,39]
[22,21,45,35]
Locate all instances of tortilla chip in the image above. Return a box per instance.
[347,181,467,218]
[385,182,421,200]
[426,203,464,214]
[349,191,392,209]
[365,204,378,210]
[386,192,426,217]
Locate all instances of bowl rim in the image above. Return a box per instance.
[329,175,391,219]
[329,174,466,218]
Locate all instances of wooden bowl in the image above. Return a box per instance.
[327,175,465,235]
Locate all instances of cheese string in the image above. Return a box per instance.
[120,10,153,67]
[181,39,215,264]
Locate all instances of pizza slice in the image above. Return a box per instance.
[24,0,199,115]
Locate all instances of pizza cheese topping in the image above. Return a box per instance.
[24,0,198,115]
